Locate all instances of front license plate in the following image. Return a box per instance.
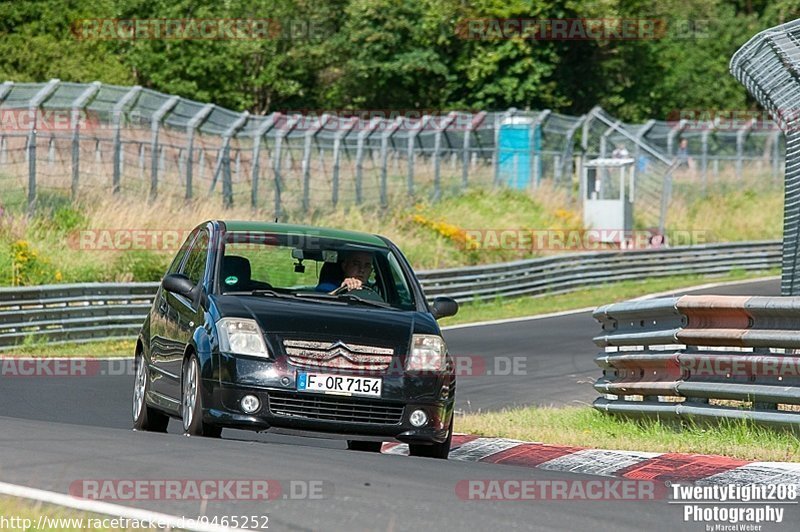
[297,372,382,398]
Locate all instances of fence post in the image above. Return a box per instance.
[666,119,687,157]
[184,103,214,200]
[379,117,403,207]
[69,82,101,199]
[302,114,331,212]
[250,113,278,209]
[207,111,249,207]
[735,118,755,179]
[407,115,431,196]
[600,120,621,158]
[772,129,782,182]
[111,86,141,195]
[492,110,508,187]
[26,79,60,214]
[560,114,585,190]
[462,112,486,190]
[701,124,713,193]
[273,117,299,220]
[355,117,382,205]
[149,96,179,201]
[0,83,11,170]
[532,110,551,188]
[432,112,457,201]
[332,117,357,207]
[633,119,655,185]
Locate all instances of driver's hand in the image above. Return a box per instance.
[341,277,362,291]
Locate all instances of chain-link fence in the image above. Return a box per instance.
[0,79,785,220]
[731,19,800,296]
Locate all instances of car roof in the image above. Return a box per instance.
[219,220,389,248]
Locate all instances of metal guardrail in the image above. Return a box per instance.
[0,241,781,350]
[731,19,800,296]
[593,294,800,429]
[419,241,780,302]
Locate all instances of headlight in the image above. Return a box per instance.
[216,318,270,358]
[406,334,446,372]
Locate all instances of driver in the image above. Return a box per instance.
[337,250,373,292]
[316,251,372,293]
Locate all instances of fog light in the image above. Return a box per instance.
[241,395,260,414]
[409,409,428,427]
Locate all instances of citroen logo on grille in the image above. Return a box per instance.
[329,340,351,352]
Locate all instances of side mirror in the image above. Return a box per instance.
[162,273,194,296]
[431,297,458,320]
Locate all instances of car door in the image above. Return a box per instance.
[149,230,196,400]
[159,229,211,401]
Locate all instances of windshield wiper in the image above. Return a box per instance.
[247,289,302,300]
[294,291,394,309]
[292,292,348,304]
[336,294,395,309]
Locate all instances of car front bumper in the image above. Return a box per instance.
[202,380,453,445]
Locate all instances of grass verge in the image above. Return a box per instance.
[2,339,136,358]
[0,495,158,531]
[442,268,779,326]
[455,406,800,462]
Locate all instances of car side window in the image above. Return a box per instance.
[167,230,198,275]
[182,230,210,285]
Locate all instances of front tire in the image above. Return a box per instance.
[409,415,453,459]
[132,350,169,432]
[181,356,222,438]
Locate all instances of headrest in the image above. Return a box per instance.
[221,255,251,289]
[318,261,344,285]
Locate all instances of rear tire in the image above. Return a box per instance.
[347,440,383,452]
[409,415,452,459]
[132,349,169,432]
[181,356,222,438]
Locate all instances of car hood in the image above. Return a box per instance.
[212,294,439,353]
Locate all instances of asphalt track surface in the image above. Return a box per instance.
[1,278,795,531]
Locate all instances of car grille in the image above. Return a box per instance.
[268,391,404,425]
[283,339,395,372]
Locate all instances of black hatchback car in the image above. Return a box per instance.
[133,220,459,458]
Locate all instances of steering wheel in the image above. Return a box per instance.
[330,284,380,297]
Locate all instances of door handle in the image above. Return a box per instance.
[158,299,168,313]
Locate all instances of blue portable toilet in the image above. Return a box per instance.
[498,116,541,188]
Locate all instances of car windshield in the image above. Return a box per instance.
[219,231,416,311]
